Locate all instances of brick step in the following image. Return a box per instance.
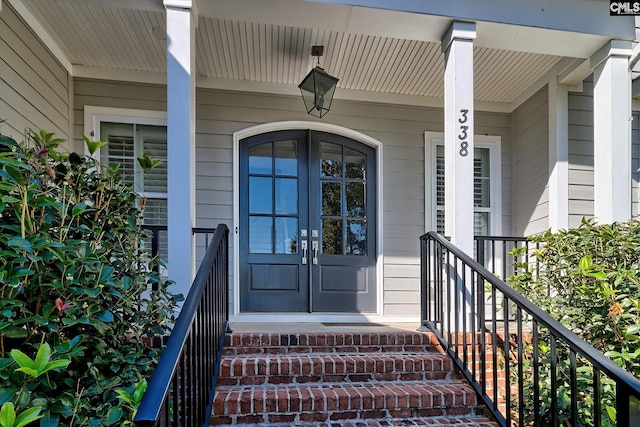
[222,332,440,355]
[217,352,462,386]
[212,416,498,427]
[211,381,486,425]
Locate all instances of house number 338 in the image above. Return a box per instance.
[458,109,469,157]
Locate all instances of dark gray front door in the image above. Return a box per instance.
[239,130,376,313]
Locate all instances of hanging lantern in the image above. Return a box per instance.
[298,46,339,118]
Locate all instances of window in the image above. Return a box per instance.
[85,107,168,261]
[426,132,502,236]
[99,122,168,227]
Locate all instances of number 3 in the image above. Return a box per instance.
[459,109,468,124]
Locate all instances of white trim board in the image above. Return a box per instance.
[233,121,384,318]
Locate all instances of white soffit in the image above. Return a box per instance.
[22,0,167,73]
[20,0,580,107]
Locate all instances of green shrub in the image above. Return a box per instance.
[509,218,640,426]
[0,130,180,426]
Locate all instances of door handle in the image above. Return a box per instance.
[312,241,318,265]
[301,240,308,265]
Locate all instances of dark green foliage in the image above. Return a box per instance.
[509,218,640,426]
[0,130,180,426]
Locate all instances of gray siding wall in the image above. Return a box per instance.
[568,77,594,228]
[511,86,549,236]
[73,78,512,318]
[0,3,70,143]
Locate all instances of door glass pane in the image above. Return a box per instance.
[275,140,298,175]
[346,182,365,217]
[249,216,272,253]
[249,177,272,214]
[249,143,272,174]
[275,217,298,254]
[275,178,297,214]
[321,142,342,177]
[346,220,367,255]
[322,182,342,216]
[345,148,366,179]
[322,219,342,255]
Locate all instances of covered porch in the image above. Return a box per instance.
[2,0,638,322]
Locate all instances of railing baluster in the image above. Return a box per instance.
[135,226,228,427]
[479,274,486,397]
[550,335,558,427]
[471,269,477,383]
[617,382,631,427]
[421,233,640,427]
[594,367,601,427]
[570,349,577,427]
[446,249,452,348]
[454,254,460,359]
[517,307,524,427]
[503,298,511,426]
[492,285,498,410]
[421,237,429,326]
[502,239,507,279]
[533,320,540,427]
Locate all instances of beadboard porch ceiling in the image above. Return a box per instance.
[18,0,616,110]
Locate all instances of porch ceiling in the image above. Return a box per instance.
[19,0,614,110]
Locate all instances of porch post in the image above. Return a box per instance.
[590,40,633,224]
[442,22,476,331]
[442,21,476,255]
[548,80,569,232]
[164,0,197,300]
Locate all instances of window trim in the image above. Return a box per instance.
[424,132,502,235]
[84,106,167,200]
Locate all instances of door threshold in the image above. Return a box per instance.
[229,313,419,324]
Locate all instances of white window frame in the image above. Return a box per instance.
[424,132,502,236]
[84,106,167,201]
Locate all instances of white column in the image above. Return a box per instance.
[548,80,569,232]
[165,0,197,301]
[590,40,633,224]
[442,21,476,255]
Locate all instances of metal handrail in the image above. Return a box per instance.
[134,224,229,426]
[421,231,640,427]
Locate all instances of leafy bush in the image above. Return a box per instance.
[0,130,180,426]
[509,218,640,426]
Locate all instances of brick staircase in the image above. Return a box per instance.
[210,330,499,426]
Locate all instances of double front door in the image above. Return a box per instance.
[239,130,376,313]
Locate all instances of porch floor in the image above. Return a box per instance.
[228,322,421,333]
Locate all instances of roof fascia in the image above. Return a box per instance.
[301,0,635,40]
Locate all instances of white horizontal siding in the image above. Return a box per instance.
[0,3,69,142]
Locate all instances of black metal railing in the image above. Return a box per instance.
[142,225,217,270]
[474,235,540,280]
[134,224,229,427]
[421,231,640,427]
